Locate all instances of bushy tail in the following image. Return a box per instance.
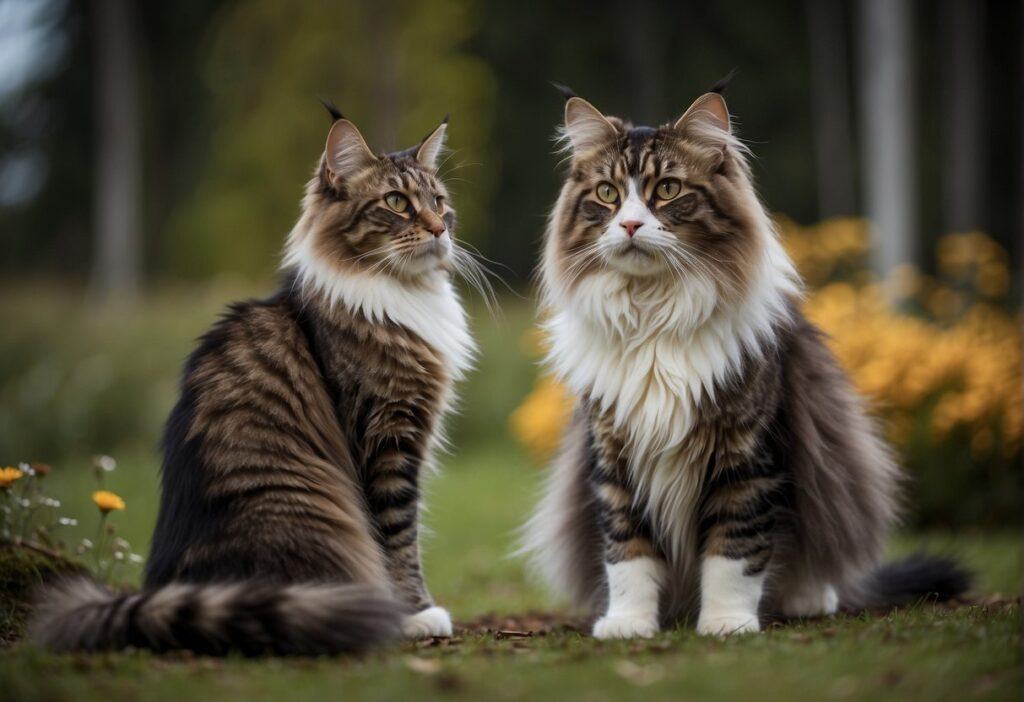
[30,578,403,655]
[845,553,972,610]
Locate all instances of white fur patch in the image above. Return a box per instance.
[696,555,763,636]
[402,605,453,638]
[593,557,666,639]
[283,231,475,381]
[543,218,797,565]
[781,582,839,618]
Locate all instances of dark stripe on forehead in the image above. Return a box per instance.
[624,127,657,177]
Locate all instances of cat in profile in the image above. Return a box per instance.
[33,104,484,654]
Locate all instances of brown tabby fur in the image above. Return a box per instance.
[525,87,969,631]
[31,110,468,654]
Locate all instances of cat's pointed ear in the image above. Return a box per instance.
[415,116,448,170]
[673,92,731,136]
[325,119,377,178]
[563,96,617,157]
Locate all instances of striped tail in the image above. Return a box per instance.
[30,578,403,656]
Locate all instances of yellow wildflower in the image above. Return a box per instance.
[0,466,23,488]
[92,490,126,513]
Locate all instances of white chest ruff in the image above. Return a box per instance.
[545,268,793,561]
[285,235,476,382]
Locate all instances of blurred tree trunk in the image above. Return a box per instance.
[857,0,917,288]
[620,0,663,122]
[940,0,983,234]
[369,0,400,148]
[90,0,142,300]
[806,0,856,217]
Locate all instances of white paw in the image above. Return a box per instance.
[782,584,839,618]
[593,613,660,639]
[696,611,760,637]
[402,606,453,639]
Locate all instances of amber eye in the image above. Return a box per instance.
[384,191,409,213]
[655,178,682,201]
[595,182,619,204]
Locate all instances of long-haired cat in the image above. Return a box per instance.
[31,105,480,654]
[523,85,969,638]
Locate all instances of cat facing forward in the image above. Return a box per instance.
[31,106,477,654]
[524,86,969,638]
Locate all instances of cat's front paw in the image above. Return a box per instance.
[592,613,660,639]
[402,606,453,639]
[696,611,760,637]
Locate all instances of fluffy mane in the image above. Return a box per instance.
[283,195,476,381]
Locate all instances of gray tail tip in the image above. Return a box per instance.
[869,552,973,607]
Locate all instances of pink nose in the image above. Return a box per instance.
[621,220,642,237]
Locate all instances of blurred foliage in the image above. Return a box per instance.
[510,222,1021,528]
[0,281,257,462]
[166,0,496,279]
[0,283,533,466]
[2,1,1020,283]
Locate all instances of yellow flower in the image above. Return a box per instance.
[92,490,126,513]
[0,466,23,488]
[509,375,575,463]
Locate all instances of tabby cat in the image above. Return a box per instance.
[523,85,969,638]
[32,105,476,654]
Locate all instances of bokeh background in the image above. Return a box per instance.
[0,0,1020,605]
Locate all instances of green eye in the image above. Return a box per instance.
[384,192,409,213]
[595,182,619,204]
[655,178,682,200]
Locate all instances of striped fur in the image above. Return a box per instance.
[31,578,401,655]
[524,90,969,638]
[32,113,469,654]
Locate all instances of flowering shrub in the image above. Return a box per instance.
[0,455,143,582]
[510,220,1021,527]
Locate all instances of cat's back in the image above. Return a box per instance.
[146,289,372,587]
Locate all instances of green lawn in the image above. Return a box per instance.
[1,439,1020,702]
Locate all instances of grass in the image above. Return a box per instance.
[0,285,1021,700]
[1,441,1020,702]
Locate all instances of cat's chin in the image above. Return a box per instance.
[392,247,451,277]
[599,241,672,278]
[603,254,670,278]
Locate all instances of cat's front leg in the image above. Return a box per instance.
[363,439,451,638]
[590,421,666,639]
[388,531,452,639]
[696,452,781,636]
[594,555,667,639]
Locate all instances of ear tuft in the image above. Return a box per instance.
[707,68,738,96]
[415,119,448,170]
[319,97,344,122]
[551,82,577,101]
[673,92,731,135]
[325,119,376,178]
[563,96,617,157]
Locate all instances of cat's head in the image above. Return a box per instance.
[286,109,455,280]
[544,89,779,304]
